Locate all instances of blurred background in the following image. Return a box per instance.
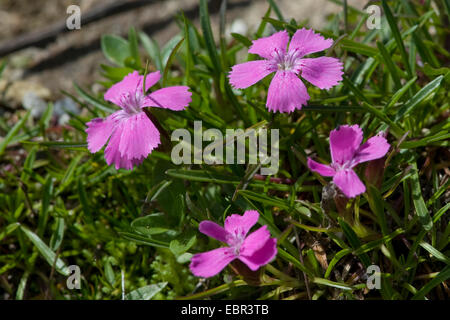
[0,0,363,111]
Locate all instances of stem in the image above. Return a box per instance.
[294,227,312,300]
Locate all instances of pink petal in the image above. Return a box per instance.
[307,158,335,177]
[240,225,271,257]
[300,57,343,89]
[333,169,366,198]
[266,71,310,113]
[239,238,277,271]
[85,117,115,153]
[143,86,192,111]
[130,156,145,167]
[353,135,390,166]
[329,125,363,165]
[118,112,160,160]
[104,71,161,107]
[189,247,236,278]
[228,60,274,89]
[288,28,333,57]
[199,221,229,243]
[224,210,259,237]
[104,123,136,170]
[248,30,289,60]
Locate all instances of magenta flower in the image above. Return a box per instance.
[86,70,191,170]
[229,28,343,113]
[307,125,390,198]
[189,210,277,278]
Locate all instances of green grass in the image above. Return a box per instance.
[0,0,449,300]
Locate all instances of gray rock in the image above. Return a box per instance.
[22,91,47,118]
[54,97,80,125]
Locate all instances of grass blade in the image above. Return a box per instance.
[410,162,433,231]
[395,75,443,121]
[382,0,412,77]
[0,111,30,156]
[20,226,69,276]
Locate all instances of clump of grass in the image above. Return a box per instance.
[0,0,449,300]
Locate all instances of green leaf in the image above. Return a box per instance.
[59,154,83,193]
[139,32,162,71]
[410,162,433,231]
[20,226,69,276]
[339,38,379,57]
[39,103,54,130]
[100,64,134,82]
[231,33,252,47]
[419,242,450,265]
[0,110,30,156]
[176,252,193,264]
[74,83,116,113]
[423,63,450,77]
[101,35,131,67]
[49,217,65,251]
[0,222,20,242]
[384,76,417,111]
[21,140,88,151]
[278,248,314,277]
[412,266,450,300]
[395,75,443,121]
[366,185,396,269]
[125,282,168,300]
[376,41,401,89]
[38,176,54,237]
[382,0,412,77]
[161,34,183,68]
[131,213,174,236]
[361,102,404,137]
[120,231,172,249]
[128,27,141,69]
[16,270,30,300]
[162,37,184,87]
[165,169,291,192]
[238,189,289,209]
[266,0,284,21]
[183,13,194,85]
[199,0,222,75]
[169,234,196,257]
[338,218,371,267]
[343,76,370,104]
[312,277,353,291]
[77,178,91,216]
[303,105,364,112]
[325,228,404,279]
[105,259,116,286]
[400,131,450,149]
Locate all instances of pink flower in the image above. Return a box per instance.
[189,210,277,278]
[229,28,343,113]
[307,125,390,198]
[86,71,191,170]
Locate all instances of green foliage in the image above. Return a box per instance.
[0,0,449,300]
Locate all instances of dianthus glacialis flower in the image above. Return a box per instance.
[86,71,191,170]
[189,210,277,278]
[307,125,390,198]
[229,28,343,113]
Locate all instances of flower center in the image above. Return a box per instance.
[227,228,246,256]
[119,91,143,115]
[330,160,354,171]
[271,48,302,73]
